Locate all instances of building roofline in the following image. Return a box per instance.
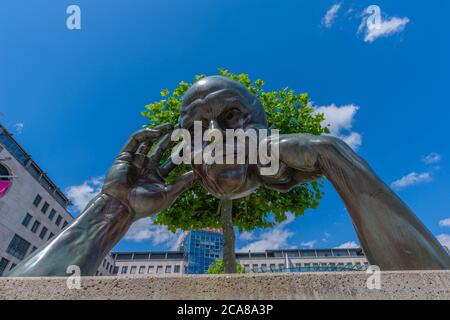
[0,123,73,215]
[112,248,364,256]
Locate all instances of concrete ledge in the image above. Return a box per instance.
[1,271,450,300]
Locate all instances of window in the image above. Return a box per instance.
[10,263,16,270]
[0,163,10,179]
[130,266,136,274]
[62,221,68,229]
[41,202,49,214]
[317,250,333,257]
[6,234,31,260]
[48,233,54,240]
[30,221,40,233]
[148,266,154,273]
[174,265,180,273]
[48,209,56,221]
[156,266,163,274]
[39,227,48,239]
[102,259,106,267]
[0,257,10,276]
[33,194,42,207]
[121,266,128,274]
[139,266,145,274]
[165,265,172,273]
[22,213,32,227]
[31,246,37,253]
[55,215,62,226]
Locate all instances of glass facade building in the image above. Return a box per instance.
[182,230,223,274]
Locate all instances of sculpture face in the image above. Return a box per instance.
[179,76,268,199]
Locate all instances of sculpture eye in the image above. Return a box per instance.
[220,108,244,128]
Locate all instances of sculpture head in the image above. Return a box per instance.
[179,76,268,199]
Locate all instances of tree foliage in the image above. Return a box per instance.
[206,259,245,274]
[141,69,329,233]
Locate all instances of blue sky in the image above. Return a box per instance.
[1,0,450,253]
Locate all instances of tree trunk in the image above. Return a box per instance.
[220,199,236,273]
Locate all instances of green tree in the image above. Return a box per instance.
[206,259,245,274]
[141,69,329,273]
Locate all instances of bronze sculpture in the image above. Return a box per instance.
[8,76,450,276]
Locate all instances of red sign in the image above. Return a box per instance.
[0,180,12,198]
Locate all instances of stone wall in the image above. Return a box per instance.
[1,271,450,300]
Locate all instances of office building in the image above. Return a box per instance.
[0,124,113,276]
[110,247,368,276]
[181,229,223,274]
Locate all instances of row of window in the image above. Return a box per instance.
[21,212,55,241]
[32,194,68,229]
[102,258,114,274]
[242,261,369,272]
[119,264,182,275]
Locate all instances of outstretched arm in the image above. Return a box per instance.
[266,134,450,270]
[8,125,196,277]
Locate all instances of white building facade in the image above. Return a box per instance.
[236,248,368,273]
[111,248,368,276]
[0,124,113,276]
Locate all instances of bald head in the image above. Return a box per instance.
[179,76,267,130]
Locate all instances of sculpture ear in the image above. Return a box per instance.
[259,165,298,193]
[261,166,323,193]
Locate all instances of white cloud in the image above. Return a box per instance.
[359,8,410,43]
[301,240,317,249]
[391,172,432,191]
[321,232,332,243]
[14,123,24,134]
[239,231,255,241]
[334,241,359,249]
[66,176,103,212]
[341,132,362,150]
[124,217,182,249]
[439,218,450,228]
[238,214,295,252]
[322,3,341,28]
[422,153,442,165]
[437,234,450,251]
[314,104,362,149]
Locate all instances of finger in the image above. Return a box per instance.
[159,158,177,178]
[120,124,173,154]
[149,133,172,163]
[165,171,197,204]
